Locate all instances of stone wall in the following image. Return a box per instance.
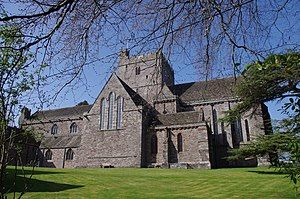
[147,125,211,168]
[77,74,144,168]
[22,111,86,168]
[117,51,174,105]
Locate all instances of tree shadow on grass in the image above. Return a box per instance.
[6,167,65,176]
[5,175,83,193]
[247,170,286,175]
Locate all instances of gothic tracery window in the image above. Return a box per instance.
[116,96,124,129]
[107,92,115,129]
[100,98,106,130]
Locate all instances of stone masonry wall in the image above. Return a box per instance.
[117,51,174,105]
[22,112,86,168]
[77,74,144,168]
[147,125,210,168]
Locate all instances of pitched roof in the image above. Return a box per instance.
[40,135,81,149]
[155,84,176,101]
[156,111,203,126]
[171,77,240,103]
[117,76,147,106]
[30,105,92,120]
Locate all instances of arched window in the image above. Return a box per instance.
[237,118,243,142]
[66,148,74,160]
[232,118,243,146]
[135,67,140,75]
[116,96,124,129]
[45,149,52,160]
[177,133,183,152]
[151,135,157,155]
[107,92,115,129]
[245,119,250,141]
[100,98,106,130]
[51,124,58,135]
[70,122,77,133]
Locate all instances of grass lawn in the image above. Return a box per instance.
[5,166,298,199]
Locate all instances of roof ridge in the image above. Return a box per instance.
[37,104,92,113]
[157,111,201,116]
[173,76,238,87]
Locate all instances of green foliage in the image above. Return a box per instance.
[228,133,298,162]
[225,52,300,187]
[0,25,41,198]
[224,52,300,122]
[0,25,34,120]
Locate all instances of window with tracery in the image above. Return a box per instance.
[116,96,124,129]
[107,92,115,129]
[100,98,106,130]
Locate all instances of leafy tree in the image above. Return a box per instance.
[0,25,41,198]
[225,52,300,187]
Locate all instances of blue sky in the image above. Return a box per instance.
[29,48,287,121]
[4,1,298,122]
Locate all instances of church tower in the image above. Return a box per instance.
[116,49,174,105]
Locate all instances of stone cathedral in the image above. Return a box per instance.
[20,50,270,169]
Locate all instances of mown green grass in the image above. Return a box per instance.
[5,166,298,198]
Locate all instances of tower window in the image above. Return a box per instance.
[135,67,140,75]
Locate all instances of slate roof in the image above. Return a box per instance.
[156,111,203,126]
[155,84,176,101]
[30,105,92,120]
[171,77,240,103]
[40,135,81,149]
